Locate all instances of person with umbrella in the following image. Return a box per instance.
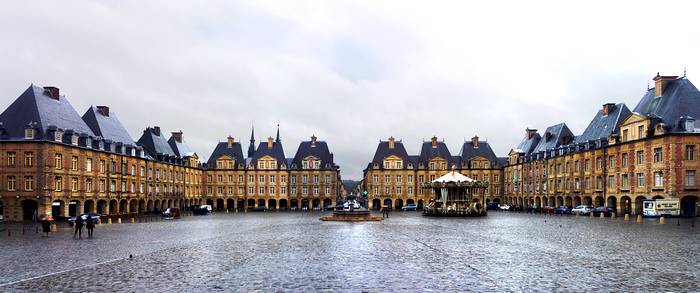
[86,215,95,238]
[40,214,53,237]
[73,215,84,239]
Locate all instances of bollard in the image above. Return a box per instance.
[589,212,594,219]
[35,226,39,233]
[7,229,10,237]
[600,212,605,219]
[576,213,580,219]
[659,217,665,225]
[97,219,101,225]
[117,218,122,224]
[108,218,112,224]
[130,218,135,224]
[677,219,681,226]
[636,214,643,223]
[624,214,629,221]
[611,213,616,220]
[226,209,229,214]
[50,223,57,232]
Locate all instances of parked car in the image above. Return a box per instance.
[541,206,556,214]
[592,206,615,217]
[499,204,512,211]
[572,205,595,215]
[325,204,336,210]
[527,205,541,213]
[486,202,500,210]
[68,212,101,224]
[554,206,572,214]
[192,205,212,215]
[512,205,524,212]
[162,207,181,218]
[252,206,268,212]
[401,204,418,211]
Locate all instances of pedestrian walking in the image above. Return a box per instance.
[73,216,84,239]
[40,215,52,237]
[86,216,95,238]
[385,206,390,219]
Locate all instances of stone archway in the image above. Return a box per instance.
[290,199,298,209]
[119,199,128,214]
[279,199,288,210]
[406,199,415,205]
[247,198,256,209]
[556,196,564,207]
[383,198,392,209]
[129,199,138,214]
[216,198,224,210]
[257,199,266,208]
[606,196,617,211]
[583,196,592,206]
[268,199,277,210]
[96,199,107,215]
[681,196,699,217]
[83,199,95,213]
[619,196,632,215]
[21,199,38,221]
[323,198,332,209]
[595,196,605,207]
[301,199,309,210]
[147,200,153,212]
[564,196,572,207]
[312,199,320,209]
[69,200,80,216]
[534,197,541,208]
[0,200,4,220]
[372,199,381,210]
[417,199,424,209]
[237,199,245,211]
[634,196,646,215]
[138,199,146,213]
[549,196,556,207]
[573,196,581,207]
[395,198,404,209]
[52,200,65,217]
[227,199,235,211]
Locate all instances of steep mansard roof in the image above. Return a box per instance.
[370,140,410,166]
[206,141,245,168]
[82,105,134,145]
[459,140,503,167]
[634,77,700,132]
[137,127,176,157]
[515,132,541,155]
[575,103,631,143]
[0,84,94,139]
[291,138,338,170]
[418,140,456,165]
[532,123,574,153]
[168,134,194,157]
[252,140,286,166]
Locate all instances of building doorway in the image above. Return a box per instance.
[21,199,38,221]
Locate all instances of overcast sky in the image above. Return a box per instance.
[1,1,699,179]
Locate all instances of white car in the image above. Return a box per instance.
[572,205,594,215]
[499,204,511,211]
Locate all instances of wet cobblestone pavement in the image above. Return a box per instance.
[1,211,699,292]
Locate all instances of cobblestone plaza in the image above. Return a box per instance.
[1,212,698,292]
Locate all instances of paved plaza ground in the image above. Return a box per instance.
[0,211,699,292]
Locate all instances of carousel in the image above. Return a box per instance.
[422,168,487,217]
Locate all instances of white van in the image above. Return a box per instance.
[642,199,680,217]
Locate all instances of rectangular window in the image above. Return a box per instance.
[259,187,264,194]
[7,176,16,191]
[313,186,319,195]
[314,175,319,184]
[385,175,390,183]
[71,156,78,171]
[24,152,34,167]
[291,176,296,184]
[396,175,401,183]
[270,187,275,194]
[99,180,105,192]
[302,187,308,195]
[608,155,615,169]
[55,154,62,170]
[110,180,116,192]
[408,175,413,183]
[270,175,275,183]
[654,172,663,187]
[325,186,330,194]
[636,173,645,187]
[653,147,663,163]
[325,175,330,183]
[373,175,378,183]
[685,170,696,186]
[259,175,264,183]
[249,175,254,183]
[281,186,286,194]
[55,176,62,191]
[636,151,644,165]
[24,176,34,191]
[584,159,590,171]
[303,175,308,184]
[7,152,16,167]
[71,177,78,192]
[100,160,106,173]
[622,129,628,141]
[621,174,629,188]
[86,158,92,172]
[408,187,413,194]
[621,153,628,167]
[686,145,696,161]
[419,175,424,183]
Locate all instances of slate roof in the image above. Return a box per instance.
[137,127,176,157]
[206,141,245,168]
[515,132,540,155]
[497,157,509,167]
[291,138,337,170]
[0,85,94,139]
[370,140,410,166]
[532,123,574,153]
[575,103,631,143]
[418,140,455,165]
[82,106,134,145]
[459,140,501,167]
[168,135,194,157]
[634,77,700,132]
[252,140,286,166]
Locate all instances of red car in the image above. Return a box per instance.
[541,206,556,214]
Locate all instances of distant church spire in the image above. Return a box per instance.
[276,123,281,143]
[248,124,256,158]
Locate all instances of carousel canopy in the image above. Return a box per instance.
[432,170,475,183]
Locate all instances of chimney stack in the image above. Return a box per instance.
[227,136,233,148]
[153,126,161,136]
[171,131,183,142]
[526,128,538,139]
[311,134,317,144]
[267,136,274,149]
[96,106,110,116]
[388,136,396,149]
[602,103,615,116]
[653,73,678,97]
[471,135,480,148]
[431,136,438,147]
[43,86,60,100]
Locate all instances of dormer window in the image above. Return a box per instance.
[71,135,78,145]
[98,141,104,150]
[314,161,320,169]
[303,161,309,169]
[131,148,136,156]
[55,130,62,142]
[685,119,695,132]
[24,128,34,139]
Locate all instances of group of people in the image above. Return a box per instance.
[381,206,391,218]
[38,214,96,238]
[72,216,96,238]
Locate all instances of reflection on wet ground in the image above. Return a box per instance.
[1,211,699,292]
